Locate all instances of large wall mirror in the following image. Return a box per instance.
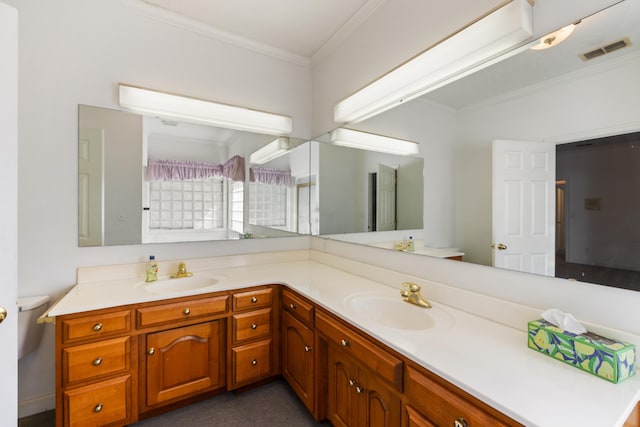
[318,0,640,292]
[78,105,311,246]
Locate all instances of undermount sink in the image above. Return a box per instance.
[344,292,454,331]
[137,273,225,294]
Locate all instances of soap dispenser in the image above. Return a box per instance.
[145,255,158,282]
[406,236,415,252]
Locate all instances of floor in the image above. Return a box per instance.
[18,379,326,427]
[555,253,640,292]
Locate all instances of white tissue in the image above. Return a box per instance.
[541,308,587,335]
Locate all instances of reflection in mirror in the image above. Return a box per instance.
[312,131,423,238]
[325,1,640,291]
[78,105,310,246]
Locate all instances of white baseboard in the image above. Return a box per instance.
[18,392,55,419]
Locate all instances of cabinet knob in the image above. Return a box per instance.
[340,339,350,347]
[148,347,155,355]
[251,359,258,366]
[251,323,258,330]
[355,385,365,394]
[92,323,103,332]
[348,379,356,387]
[92,357,103,366]
[183,308,190,315]
[251,296,258,303]
[304,345,312,352]
[454,417,469,427]
[289,303,297,310]
[93,403,103,413]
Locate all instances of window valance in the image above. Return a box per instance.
[250,167,294,186]
[145,155,245,182]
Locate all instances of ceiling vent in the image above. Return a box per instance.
[580,37,632,61]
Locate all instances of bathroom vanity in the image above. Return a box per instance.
[45,251,640,426]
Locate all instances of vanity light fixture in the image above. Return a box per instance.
[334,0,533,123]
[530,24,576,51]
[330,128,419,156]
[118,84,293,135]
[249,137,291,164]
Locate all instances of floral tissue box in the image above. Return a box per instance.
[528,319,636,383]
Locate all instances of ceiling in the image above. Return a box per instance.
[424,0,640,109]
[141,0,383,60]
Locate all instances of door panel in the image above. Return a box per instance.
[376,164,396,232]
[492,140,556,276]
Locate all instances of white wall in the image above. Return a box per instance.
[9,0,312,416]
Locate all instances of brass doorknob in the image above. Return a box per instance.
[0,307,7,324]
[491,243,508,250]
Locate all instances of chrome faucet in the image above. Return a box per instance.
[171,261,193,279]
[400,282,432,309]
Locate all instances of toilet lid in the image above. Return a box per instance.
[17,295,50,311]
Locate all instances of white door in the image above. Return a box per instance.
[376,164,396,231]
[0,3,18,424]
[492,140,556,276]
[78,128,104,246]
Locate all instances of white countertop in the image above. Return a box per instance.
[47,260,640,427]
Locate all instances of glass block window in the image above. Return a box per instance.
[149,177,225,230]
[249,183,288,227]
[230,181,244,233]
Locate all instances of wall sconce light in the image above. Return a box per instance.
[334,0,533,123]
[119,84,293,135]
[530,24,576,51]
[249,137,291,164]
[329,128,419,156]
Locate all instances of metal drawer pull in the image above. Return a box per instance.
[183,308,190,315]
[148,347,155,355]
[454,417,469,427]
[251,359,258,366]
[93,323,103,332]
[304,345,312,352]
[340,339,350,347]
[251,323,257,329]
[289,303,297,309]
[93,403,103,413]
[92,357,103,366]
[355,385,365,394]
[348,379,356,387]
[251,296,258,303]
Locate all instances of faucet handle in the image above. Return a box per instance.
[402,282,421,292]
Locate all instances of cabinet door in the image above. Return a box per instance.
[362,370,401,427]
[327,346,358,427]
[282,311,314,413]
[146,321,224,406]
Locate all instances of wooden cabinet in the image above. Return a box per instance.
[282,288,316,415]
[56,308,134,427]
[318,311,402,427]
[228,286,277,389]
[144,321,225,407]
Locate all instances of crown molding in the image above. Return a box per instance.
[310,0,387,66]
[120,0,311,68]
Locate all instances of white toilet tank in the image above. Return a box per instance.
[18,295,50,360]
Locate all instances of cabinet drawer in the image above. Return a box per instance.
[63,336,130,385]
[232,308,272,344]
[63,374,130,427]
[136,295,228,328]
[231,339,272,385]
[233,287,272,311]
[405,366,512,427]
[316,311,402,391]
[61,310,130,344]
[282,288,314,327]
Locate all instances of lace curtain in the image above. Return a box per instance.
[145,155,245,182]
[250,167,294,186]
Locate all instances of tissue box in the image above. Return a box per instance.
[527,319,636,383]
